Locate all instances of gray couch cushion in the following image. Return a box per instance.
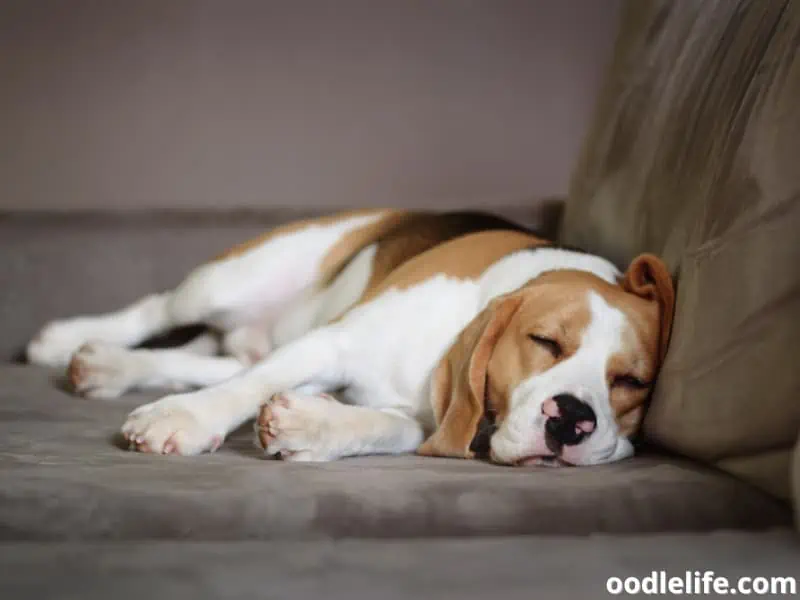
[1,531,799,600]
[0,365,790,540]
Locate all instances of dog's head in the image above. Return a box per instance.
[417,254,675,466]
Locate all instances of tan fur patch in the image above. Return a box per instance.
[354,213,538,302]
[357,230,549,306]
[316,211,420,285]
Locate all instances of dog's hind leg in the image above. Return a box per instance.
[68,334,246,399]
[26,293,177,368]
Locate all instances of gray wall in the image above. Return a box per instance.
[0,0,619,212]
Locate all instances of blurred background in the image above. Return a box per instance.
[0,0,619,213]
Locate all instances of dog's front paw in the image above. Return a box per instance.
[254,392,339,462]
[122,396,222,456]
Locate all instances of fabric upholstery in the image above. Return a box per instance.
[560,0,800,500]
[794,435,800,532]
[1,531,798,600]
[0,364,790,540]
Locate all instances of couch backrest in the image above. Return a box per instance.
[561,0,800,501]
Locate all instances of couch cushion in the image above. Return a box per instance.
[794,435,800,532]
[560,0,800,500]
[1,531,799,600]
[0,365,789,540]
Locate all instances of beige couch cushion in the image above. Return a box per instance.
[794,435,800,531]
[561,0,800,499]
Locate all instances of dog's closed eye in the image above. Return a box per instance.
[611,374,650,389]
[528,334,562,358]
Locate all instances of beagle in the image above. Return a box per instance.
[27,210,674,466]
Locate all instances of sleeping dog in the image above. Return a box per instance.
[27,210,674,466]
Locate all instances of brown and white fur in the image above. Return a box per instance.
[26,210,674,466]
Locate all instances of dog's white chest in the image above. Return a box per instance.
[337,275,480,417]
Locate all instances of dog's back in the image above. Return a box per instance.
[333,211,536,303]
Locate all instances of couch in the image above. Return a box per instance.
[1,1,798,597]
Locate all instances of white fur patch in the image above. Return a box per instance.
[272,243,377,346]
[477,248,620,309]
[169,212,387,331]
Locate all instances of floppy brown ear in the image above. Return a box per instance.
[417,293,523,458]
[617,405,645,438]
[622,254,676,363]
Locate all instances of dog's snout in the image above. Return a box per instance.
[543,393,597,449]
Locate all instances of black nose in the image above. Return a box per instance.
[544,393,597,450]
